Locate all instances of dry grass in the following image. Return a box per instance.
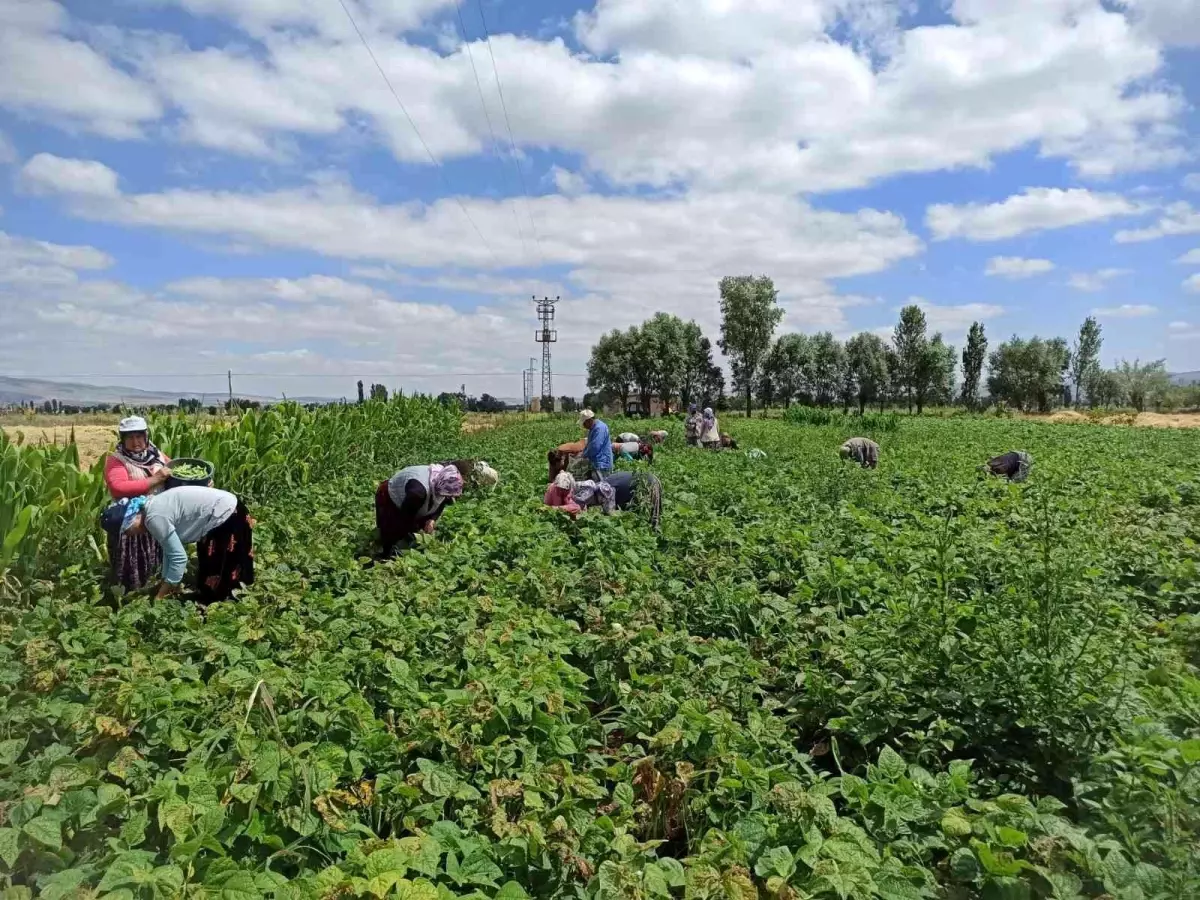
[2,424,116,468]
[1029,410,1200,429]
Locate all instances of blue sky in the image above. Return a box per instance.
[1,0,1199,400]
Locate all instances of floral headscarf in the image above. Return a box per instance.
[474,461,499,488]
[702,407,716,430]
[120,496,147,533]
[429,463,464,500]
[554,471,576,492]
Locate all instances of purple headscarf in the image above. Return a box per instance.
[429,463,464,500]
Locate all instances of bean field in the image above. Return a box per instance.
[1,402,1198,899]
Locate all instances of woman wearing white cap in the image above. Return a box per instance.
[102,416,172,590]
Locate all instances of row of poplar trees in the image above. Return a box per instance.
[587,274,1169,417]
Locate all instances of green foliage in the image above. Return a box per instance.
[987,336,1072,413]
[1,412,1198,899]
[718,275,784,417]
[961,322,988,411]
[1071,317,1103,408]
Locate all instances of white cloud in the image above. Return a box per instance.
[19,153,120,198]
[1091,303,1156,317]
[550,166,588,197]
[1176,249,1200,265]
[1114,202,1200,242]
[927,188,1142,241]
[1118,0,1200,47]
[1067,268,1133,292]
[20,154,922,290]
[1184,173,1200,191]
[0,1,162,138]
[907,298,1004,340]
[984,256,1054,278]
[0,230,113,287]
[0,0,1172,194]
[1186,273,1200,294]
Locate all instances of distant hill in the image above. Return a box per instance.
[0,376,328,407]
[1170,371,1200,386]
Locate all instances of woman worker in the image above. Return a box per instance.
[544,470,662,530]
[376,462,465,555]
[700,407,721,449]
[684,405,703,446]
[102,415,172,590]
[985,451,1033,483]
[119,485,255,605]
[839,437,879,469]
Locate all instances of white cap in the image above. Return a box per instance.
[118,415,148,433]
[579,409,595,424]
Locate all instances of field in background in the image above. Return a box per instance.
[1,403,1197,897]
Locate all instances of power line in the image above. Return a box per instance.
[335,0,501,266]
[7,371,592,379]
[474,0,546,263]
[453,0,530,264]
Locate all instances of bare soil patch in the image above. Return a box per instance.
[1027,410,1200,429]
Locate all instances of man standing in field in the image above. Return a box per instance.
[579,409,613,479]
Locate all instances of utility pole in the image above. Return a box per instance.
[523,357,537,410]
[533,296,558,411]
[227,370,233,409]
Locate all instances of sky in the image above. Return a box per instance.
[1,0,1200,401]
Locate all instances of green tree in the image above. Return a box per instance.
[1070,316,1103,408]
[369,383,388,401]
[762,333,811,408]
[1087,369,1125,407]
[678,323,715,410]
[846,332,890,414]
[586,329,635,411]
[639,312,690,414]
[1115,358,1170,412]
[917,334,956,411]
[718,275,784,417]
[803,331,845,407]
[892,304,929,413]
[987,336,1071,412]
[960,322,987,410]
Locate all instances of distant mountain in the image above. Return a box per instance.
[1170,371,1200,386]
[0,376,328,407]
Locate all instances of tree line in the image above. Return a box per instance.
[585,274,1189,417]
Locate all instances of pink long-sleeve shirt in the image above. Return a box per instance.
[543,484,582,516]
[104,452,171,500]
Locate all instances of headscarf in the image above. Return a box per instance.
[120,496,147,534]
[688,403,698,414]
[429,463,464,500]
[474,461,499,488]
[554,471,576,492]
[702,407,716,430]
[114,429,165,469]
[574,479,617,515]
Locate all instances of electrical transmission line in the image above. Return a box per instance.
[335,0,501,266]
[474,0,546,264]
[453,0,530,264]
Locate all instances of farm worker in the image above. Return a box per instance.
[579,409,613,478]
[613,440,654,463]
[985,451,1034,483]
[700,408,721,449]
[473,461,500,488]
[649,430,669,444]
[437,458,499,490]
[543,471,662,531]
[120,486,255,605]
[376,463,465,556]
[617,432,640,443]
[684,405,703,446]
[840,437,879,469]
[102,415,172,591]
